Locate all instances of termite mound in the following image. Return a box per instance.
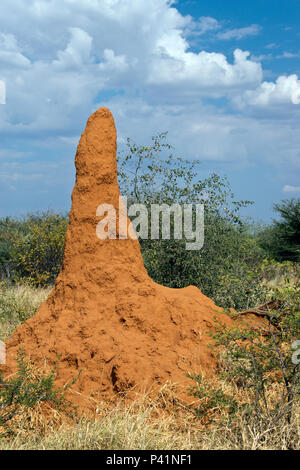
[2,108,234,411]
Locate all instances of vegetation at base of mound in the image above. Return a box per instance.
[0,279,299,450]
[0,349,79,437]
[188,279,299,435]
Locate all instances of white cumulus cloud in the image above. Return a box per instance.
[236,74,300,107]
[148,47,262,89]
[0,0,298,179]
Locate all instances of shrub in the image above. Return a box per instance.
[0,350,78,436]
[11,212,68,286]
[191,282,299,420]
[118,133,265,309]
[0,217,25,280]
[258,198,300,262]
[187,374,238,423]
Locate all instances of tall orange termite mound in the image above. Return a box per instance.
[3,108,233,409]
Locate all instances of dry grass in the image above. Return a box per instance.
[262,262,300,289]
[0,282,299,450]
[0,282,51,341]
[0,380,299,450]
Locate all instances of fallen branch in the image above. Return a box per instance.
[236,300,284,319]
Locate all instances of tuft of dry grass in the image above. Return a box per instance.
[0,282,51,341]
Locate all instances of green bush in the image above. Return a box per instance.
[118,133,266,309]
[0,217,26,280]
[0,350,78,436]
[212,284,299,421]
[258,198,300,262]
[187,374,238,422]
[187,283,299,451]
[10,212,68,286]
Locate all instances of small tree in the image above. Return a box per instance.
[118,133,265,309]
[259,198,300,262]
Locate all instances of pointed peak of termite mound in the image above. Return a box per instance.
[62,106,149,283]
[75,107,117,183]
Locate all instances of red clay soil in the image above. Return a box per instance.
[2,108,236,411]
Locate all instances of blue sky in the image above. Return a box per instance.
[0,0,299,221]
